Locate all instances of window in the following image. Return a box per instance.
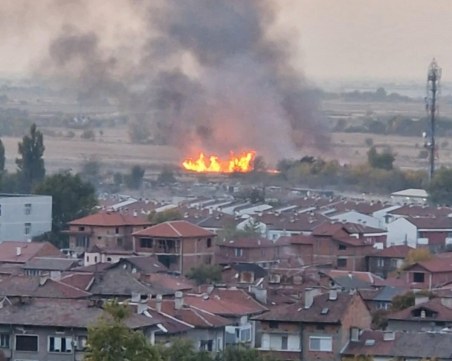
[140,238,153,248]
[115,227,120,234]
[0,204,2,216]
[207,238,212,248]
[200,340,213,352]
[0,333,9,348]
[24,223,31,235]
[76,336,87,350]
[309,336,332,352]
[107,257,112,262]
[338,244,347,250]
[94,256,98,263]
[240,327,251,342]
[281,336,288,350]
[377,258,385,267]
[24,203,32,215]
[78,226,85,231]
[413,272,425,283]
[48,336,73,353]
[16,335,38,352]
[269,321,279,329]
[234,248,243,257]
[337,258,347,268]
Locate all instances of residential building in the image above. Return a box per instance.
[367,245,413,278]
[390,188,428,205]
[83,245,136,266]
[132,220,215,275]
[386,296,452,332]
[0,298,161,361]
[183,287,268,347]
[342,329,452,361]
[0,241,63,266]
[403,257,452,290]
[0,194,51,242]
[215,238,278,267]
[254,289,372,361]
[22,257,80,279]
[66,211,152,253]
[148,292,232,352]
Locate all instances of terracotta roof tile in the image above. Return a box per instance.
[69,211,151,227]
[373,245,414,258]
[133,220,215,238]
[387,298,452,321]
[0,241,63,264]
[217,238,274,249]
[184,288,267,316]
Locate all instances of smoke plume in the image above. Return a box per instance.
[39,0,329,160]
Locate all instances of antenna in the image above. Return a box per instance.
[425,58,442,181]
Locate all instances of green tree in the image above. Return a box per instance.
[34,172,97,247]
[159,339,210,361]
[157,168,176,184]
[16,123,45,192]
[80,158,101,186]
[218,346,275,361]
[186,264,222,285]
[126,165,145,189]
[428,167,452,205]
[85,300,161,361]
[390,291,415,312]
[367,146,395,170]
[149,209,183,224]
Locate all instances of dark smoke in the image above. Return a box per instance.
[44,0,329,160]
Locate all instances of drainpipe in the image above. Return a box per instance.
[299,322,303,361]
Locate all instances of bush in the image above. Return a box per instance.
[81,129,95,141]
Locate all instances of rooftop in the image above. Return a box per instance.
[133,220,215,238]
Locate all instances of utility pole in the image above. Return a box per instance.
[425,58,442,181]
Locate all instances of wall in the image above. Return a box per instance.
[386,218,417,247]
[0,195,52,242]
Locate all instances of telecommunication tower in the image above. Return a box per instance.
[425,58,442,181]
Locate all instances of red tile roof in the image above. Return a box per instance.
[184,288,267,316]
[133,220,215,238]
[69,211,151,227]
[405,257,452,273]
[389,205,452,217]
[276,235,315,245]
[387,298,452,321]
[0,241,63,264]
[59,272,95,291]
[373,245,414,258]
[148,299,232,328]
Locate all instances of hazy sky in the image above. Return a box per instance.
[1,0,452,83]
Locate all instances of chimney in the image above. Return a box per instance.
[175,291,184,310]
[137,303,147,314]
[304,288,321,309]
[156,294,162,313]
[16,247,21,257]
[133,210,138,217]
[39,275,48,286]
[329,289,338,301]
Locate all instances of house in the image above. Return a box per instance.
[359,286,406,312]
[310,223,381,271]
[221,263,268,285]
[254,289,372,361]
[403,257,452,290]
[0,194,52,242]
[22,257,80,279]
[386,216,452,251]
[0,297,161,361]
[390,188,428,205]
[132,220,216,275]
[320,270,385,291]
[83,245,136,266]
[215,238,278,268]
[367,245,413,278]
[183,287,268,347]
[386,296,452,332]
[65,211,152,252]
[0,241,63,265]
[342,329,452,361]
[148,292,232,352]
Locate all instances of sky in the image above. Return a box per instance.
[1,0,452,83]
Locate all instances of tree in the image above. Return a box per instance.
[149,209,183,224]
[390,291,415,312]
[85,300,160,361]
[126,165,145,189]
[402,248,432,269]
[367,146,395,170]
[186,264,222,285]
[16,123,45,192]
[157,168,176,184]
[34,172,97,247]
[428,167,452,205]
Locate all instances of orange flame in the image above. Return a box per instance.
[182,151,256,173]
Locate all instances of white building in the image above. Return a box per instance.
[0,194,52,242]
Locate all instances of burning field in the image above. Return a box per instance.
[17,0,330,164]
[182,151,255,173]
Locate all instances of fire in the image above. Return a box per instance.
[182,151,256,173]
